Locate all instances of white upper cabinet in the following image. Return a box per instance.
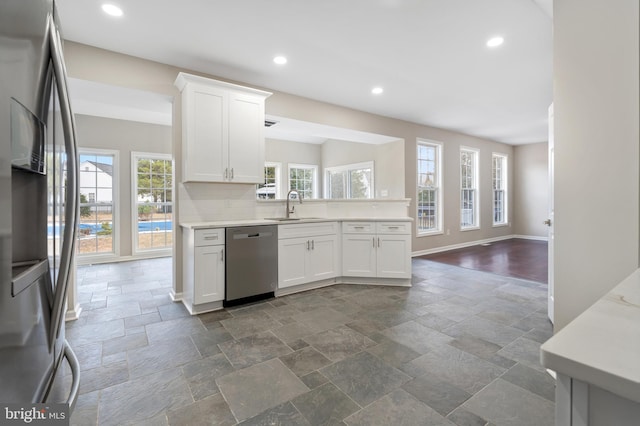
[175,73,272,183]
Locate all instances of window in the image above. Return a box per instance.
[288,164,317,199]
[324,161,374,199]
[417,140,442,234]
[460,147,479,229]
[492,153,508,225]
[133,153,173,253]
[78,149,117,256]
[257,162,280,200]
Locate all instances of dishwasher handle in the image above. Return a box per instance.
[232,231,274,240]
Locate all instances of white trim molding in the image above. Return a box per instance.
[411,234,547,257]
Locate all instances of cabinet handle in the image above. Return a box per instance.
[355,226,365,230]
[224,168,228,179]
[231,168,234,179]
[311,240,315,250]
[203,236,218,240]
[221,248,224,262]
[378,237,381,248]
[307,240,310,250]
[373,237,376,248]
[388,226,399,230]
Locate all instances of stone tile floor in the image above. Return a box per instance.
[65,257,555,425]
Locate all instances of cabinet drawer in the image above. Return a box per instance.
[376,222,411,234]
[194,228,225,246]
[279,221,339,239]
[342,222,375,234]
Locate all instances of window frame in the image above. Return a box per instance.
[76,148,119,263]
[131,152,174,256]
[416,139,443,236]
[460,147,480,230]
[492,152,508,227]
[257,162,281,200]
[288,163,318,200]
[324,161,375,199]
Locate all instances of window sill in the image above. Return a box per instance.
[460,226,480,232]
[417,230,444,237]
[492,223,509,228]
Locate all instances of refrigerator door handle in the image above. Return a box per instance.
[48,16,79,342]
[63,341,80,411]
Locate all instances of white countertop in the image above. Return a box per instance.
[540,268,640,403]
[180,217,413,230]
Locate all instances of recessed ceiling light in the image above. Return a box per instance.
[273,56,287,65]
[371,87,384,95]
[486,36,504,48]
[102,4,123,17]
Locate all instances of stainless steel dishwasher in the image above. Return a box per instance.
[225,225,278,306]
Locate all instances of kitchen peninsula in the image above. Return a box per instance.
[540,269,640,426]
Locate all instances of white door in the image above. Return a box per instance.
[547,104,555,324]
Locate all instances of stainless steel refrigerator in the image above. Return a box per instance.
[0,0,80,408]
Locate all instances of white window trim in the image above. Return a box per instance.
[323,160,375,199]
[288,163,318,199]
[460,146,480,231]
[416,139,443,236]
[256,162,281,200]
[492,152,509,227]
[131,152,173,257]
[76,147,120,265]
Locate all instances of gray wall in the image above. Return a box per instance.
[75,114,172,258]
[554,0,639,330]
[513,142,548,238]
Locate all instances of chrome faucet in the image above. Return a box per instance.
[286,189,302,218]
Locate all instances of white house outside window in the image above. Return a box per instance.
[460,147,479,229]
[324,161,374,199]
[417,140,442,234]
[257,162,280,199]
[492,153,508,226]
[77,149,117,257]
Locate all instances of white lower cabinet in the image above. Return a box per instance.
[342,221,411,279]
[278,222,340,289]
[182,228,225,313]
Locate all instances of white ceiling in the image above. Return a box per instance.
[57,0,553,145]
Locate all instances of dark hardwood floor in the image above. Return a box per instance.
[419,238,548,283]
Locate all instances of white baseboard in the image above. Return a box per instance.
[512,234,548,241]
[169,290,182,302]
[412,234,515,257]
[412,234,547,257]
[65,304,82,321]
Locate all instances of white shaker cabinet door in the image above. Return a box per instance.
[194,245,225,304]
[377,234,411,278]
[308,234,340,281]
[228,92,265,183]
[278,237,309,288]
[184,85,227,182]
[342,234,377,277]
